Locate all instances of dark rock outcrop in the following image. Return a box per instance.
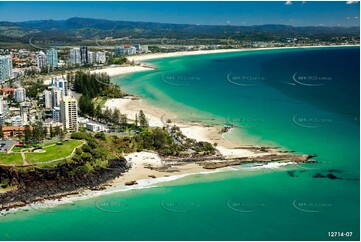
[0,157,129,211]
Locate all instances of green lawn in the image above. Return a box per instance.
[26,140,84,164]
[11,142,58,152]
[11,145,30,152]
[0,153,23,165]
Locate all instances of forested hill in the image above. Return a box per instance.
[0,17,359,47]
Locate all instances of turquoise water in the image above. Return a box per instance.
[0,47,359,240]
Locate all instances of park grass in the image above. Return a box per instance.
[25,140,84,164]
[0,153,23,165]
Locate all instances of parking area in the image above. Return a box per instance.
[0,140,16,153]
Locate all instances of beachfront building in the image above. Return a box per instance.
[95,51,106,64]
[80,46,89,64]
[115,46,125,55]
[133,44,141,51]
[125,46,137,55]
[60,96,78,132]
[88,51,96,64]
[46,48,58,67]
[37,51,47,68]
[70,48,81,65]
[14,87,26,103]
[114,45,136,55]
[0,55,13,83]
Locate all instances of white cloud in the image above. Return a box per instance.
[285,1,293,5]
[346,1,359,4]
[355,16,359,19]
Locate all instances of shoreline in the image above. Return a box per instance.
[102,45,332,190]
[90,65,154,77]
[129,45,359,62]
[88,45,359,78]
[1,45,329,215]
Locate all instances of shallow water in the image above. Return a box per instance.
[0,47,359,241]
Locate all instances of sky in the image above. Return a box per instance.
[0,1,359,27]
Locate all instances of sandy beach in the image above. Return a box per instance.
[2,46,330,215]
[129,45,358,62]
[51,45,350,190]
[90,65,153,77]
[87,45,359,79]
[104,97,259,157]
[104,95,285,188]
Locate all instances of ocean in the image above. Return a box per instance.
[0,47,359,241]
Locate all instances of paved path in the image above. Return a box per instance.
[20,151,29,166]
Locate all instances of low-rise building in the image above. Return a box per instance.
[1,126,31,138]
[86,122,108,132]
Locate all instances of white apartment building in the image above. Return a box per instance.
[60,96,78,132]
[70,48,81,65]
[43,90,52,109]
[37,51,47,69]
[95,51,106,64]
[0,55,13,83]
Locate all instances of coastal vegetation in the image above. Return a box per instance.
[67,71,125,117]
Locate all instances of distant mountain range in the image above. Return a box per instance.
[0,17,359,47]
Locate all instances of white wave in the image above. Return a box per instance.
[235,162,295,170]
[1,162,296,216]
[1,167,230,216]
